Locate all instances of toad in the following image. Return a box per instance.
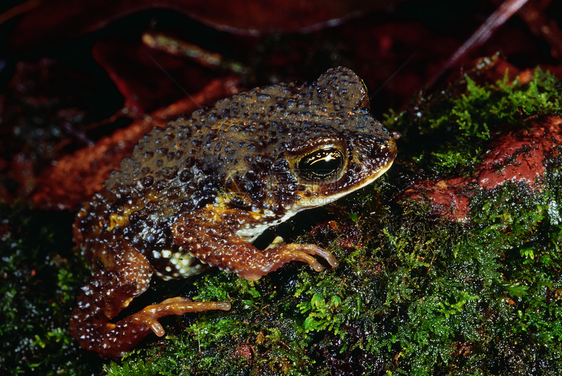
[69,66,397,357]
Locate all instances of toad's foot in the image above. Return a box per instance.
[237,243,340,281]
[71,295,230,358]
[132,297,231,337]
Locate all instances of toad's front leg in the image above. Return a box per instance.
[69,242,230,358]
[171,206,339,281]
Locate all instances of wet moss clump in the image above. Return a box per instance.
[0,203,98,375]
[101,67,562,375]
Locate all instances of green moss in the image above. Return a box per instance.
[0,202,98,375]
[423,68,562,139]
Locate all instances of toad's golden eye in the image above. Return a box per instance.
[297,147,345,182]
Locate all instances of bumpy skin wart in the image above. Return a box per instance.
[70,67,397,358]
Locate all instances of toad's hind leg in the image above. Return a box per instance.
[69,243,230,358]
[172,208,339,282]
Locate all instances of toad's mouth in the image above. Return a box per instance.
[294,158,395,209]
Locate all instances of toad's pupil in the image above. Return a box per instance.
[298,148,344,181]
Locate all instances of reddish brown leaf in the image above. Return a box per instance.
[92,38,221,113]
[8,0,387,51]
